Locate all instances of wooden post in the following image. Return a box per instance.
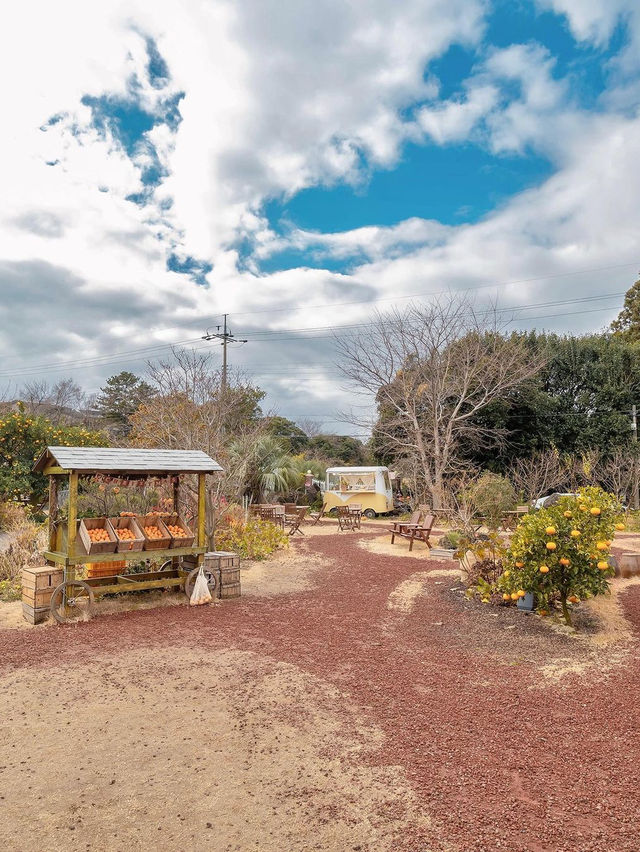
[48,475,59,553]
[67,471,78,577]
[172,476,180,513]
[197,473,206,558]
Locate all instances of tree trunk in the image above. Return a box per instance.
[560,593,572,627]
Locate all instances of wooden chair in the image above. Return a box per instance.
[287,507,307,536]
[348,503,362,530]
[337,505,354,531]
[308,502,326,526]
[389,509,423,539]
[389,511,434,551]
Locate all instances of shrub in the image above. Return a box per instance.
[460,530,509,604]
[214,516,289,560]
[438,530,464,550]
[500,486,623,625]
[0,502,47,601]
[467,472,516,531]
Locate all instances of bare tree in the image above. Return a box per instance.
[508,449,566,503]
[296,417,324,438]
[21,379,52,411]
[600,449,640,504]
[130,348,266,543]
[336,297,545,508]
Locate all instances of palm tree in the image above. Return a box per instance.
[246,435,301,502]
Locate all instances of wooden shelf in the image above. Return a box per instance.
[44,546,206,567]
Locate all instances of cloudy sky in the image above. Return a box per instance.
[1,0,640,435]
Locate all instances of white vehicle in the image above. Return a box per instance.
[324,466,394,518]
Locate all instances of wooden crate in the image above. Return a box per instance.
[109,517,145,553]
[22,565,63,591]
[22,602,51,625]
[137,515,171,550]
[162,513,195,549]
[86,560,127,579]
[205,551,241,599]
[22,587,57,608]
[78,517,118,555]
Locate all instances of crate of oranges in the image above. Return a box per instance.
[137,514,172,550]
[162,513,195,549]
[78,517,118,555]
[109,516,145,552]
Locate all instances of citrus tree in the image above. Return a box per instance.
[0,406,108,509]
[500,486,624,626]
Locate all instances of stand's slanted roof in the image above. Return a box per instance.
[34,446,223,475]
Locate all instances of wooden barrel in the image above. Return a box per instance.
[219,565,241,599]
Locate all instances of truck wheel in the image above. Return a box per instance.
[363,509,376,519]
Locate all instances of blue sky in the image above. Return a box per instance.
[2,0,640,431]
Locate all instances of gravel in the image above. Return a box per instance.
[2,528,640,852]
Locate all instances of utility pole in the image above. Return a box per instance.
[202,314,247,391]
[633,405,639,509]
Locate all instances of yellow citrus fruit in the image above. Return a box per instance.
[563,511,572,518]
[514,562,523,569]
[539,565,549,573]
[510,593,519,601]
[517,589,526,598]
[546,541,557,550]
[570,529,581,538]
[615,523,626,531]
[579,505,588,512]
[590,507,601,516]
[559,557,571,567]
[502,593,510,601]
[545,526,556,535]
[596,541,608,551]
[597,561,609,571]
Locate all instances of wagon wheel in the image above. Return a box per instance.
[159,554,198,572]
[50,580,95,624]
[184,565,217,601]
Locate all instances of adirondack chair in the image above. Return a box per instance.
[287,507,307,536]
[389,511,434,551]
[389,509,423,540]
[337,505,355,531]
[308,502,327,526]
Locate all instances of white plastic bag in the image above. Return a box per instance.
[190,566,212,606]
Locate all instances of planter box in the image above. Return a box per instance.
[429,547,457,561]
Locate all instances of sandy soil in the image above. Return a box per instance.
[0,646,430,852]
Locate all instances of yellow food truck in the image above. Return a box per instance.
[324,466,394,518]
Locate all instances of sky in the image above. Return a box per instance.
[1,0,640,437]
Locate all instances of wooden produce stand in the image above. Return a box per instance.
[33,446,222,624]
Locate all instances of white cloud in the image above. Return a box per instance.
[1,1,640,427]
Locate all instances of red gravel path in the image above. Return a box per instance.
[3,531,640,852]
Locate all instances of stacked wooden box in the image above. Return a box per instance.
[204,551,241,599]
[22,565,63,624]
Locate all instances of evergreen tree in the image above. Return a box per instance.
[94,372,156,436]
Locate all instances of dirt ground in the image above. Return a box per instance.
[2,521,640,851]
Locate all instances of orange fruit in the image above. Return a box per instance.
[615,523,626,531]
[515,561,524,568]
[502,593,510,601]
[570,529,581,538]
[590,507,601,516]
[539,565,549,574]
[597,561,609,571]
[563,511,572,518]
[517,589,526,598]
[545,526,556,535]
[539,609,549,617]
[546,541,557,551]
[579,505,588,512]
[510,593,519,601]
[559,557,571,567]
[596,541,608,551]
[568,595,579,603]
